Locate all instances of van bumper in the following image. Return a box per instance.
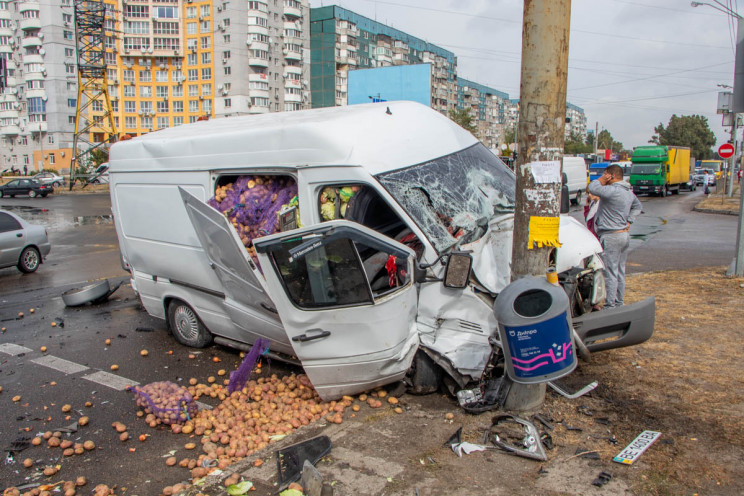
[572,296,655,352]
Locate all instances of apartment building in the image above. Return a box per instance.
[565,102,587,141]
[104,0,310,138]
[0,0,77,172]
[455,77,509,149]
[310,5,456,115]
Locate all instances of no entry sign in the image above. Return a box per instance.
[718,143,735,159]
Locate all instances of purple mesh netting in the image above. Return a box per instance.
[208,176,298,264]
[228,337,270,395]
[129,381,197,425]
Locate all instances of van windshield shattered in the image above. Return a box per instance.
[377,143,515,253]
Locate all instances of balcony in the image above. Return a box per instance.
[25,89,45,99]
[283,48,301,61]
[22,53,43,64]
[20,18,42,31]
[0,109,20,120]
[28,121,47,133]
[21,36,42,49]
[248,57,269,68]
[284,66,302,78]
[284,4,301,19]
[247,24,269,36]
[18,1,40,13]
[284,92,301,103]
[248,106,269,115]
[0,125,21,136]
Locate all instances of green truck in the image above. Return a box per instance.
[630,145,691,197]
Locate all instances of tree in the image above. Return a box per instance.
[90,147,109,167]
[650,114,716,159]
[597,129,623,152]
[504,125,517,144]
[564,131,592,155]
[448,108,477,135]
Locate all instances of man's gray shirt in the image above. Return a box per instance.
[588,180,642,236]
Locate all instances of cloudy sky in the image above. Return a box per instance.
[310,0,739,150]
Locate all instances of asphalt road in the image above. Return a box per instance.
[0,189,738,493]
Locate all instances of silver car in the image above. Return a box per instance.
[32,171,66,187]
[0,209,51,273]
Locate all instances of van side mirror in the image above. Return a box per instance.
[443,252,473,289]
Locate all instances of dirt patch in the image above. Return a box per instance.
[696,189,741,213]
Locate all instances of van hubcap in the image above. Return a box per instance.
[174,306,198,340]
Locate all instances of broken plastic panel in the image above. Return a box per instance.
[487,415,548,461]
[377,143,514,253]
[276,435,332,489]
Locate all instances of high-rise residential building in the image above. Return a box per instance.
[0,0,311,172]
[565,102,587,141]
[104,0,310,139]
[0,0,77,172]
[309,5,457,115]
[455,77,510,149]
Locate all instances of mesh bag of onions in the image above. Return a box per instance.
[130,381,198,425]
[207,175,298,264]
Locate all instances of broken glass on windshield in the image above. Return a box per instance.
[377,143,515,253]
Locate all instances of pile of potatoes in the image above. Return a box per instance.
[131,381,198,425]
[144,373,402,494]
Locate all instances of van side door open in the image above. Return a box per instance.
[179,188,291,354]
[253,220,420,401]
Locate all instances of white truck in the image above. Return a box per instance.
[109,102,654,400]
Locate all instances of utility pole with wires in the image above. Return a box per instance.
[70,0,117,189]
[507,0,572,411]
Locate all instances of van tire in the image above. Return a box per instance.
[168,301,212,348]
[407,352,442,395]
[573,189,582,205]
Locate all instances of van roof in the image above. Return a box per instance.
[109,101,478,175]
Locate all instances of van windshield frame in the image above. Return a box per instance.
[376,143,515,254]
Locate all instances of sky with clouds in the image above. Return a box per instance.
[310,0,740,150]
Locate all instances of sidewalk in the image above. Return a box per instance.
[170,267,744,496]
[694,184,741,215]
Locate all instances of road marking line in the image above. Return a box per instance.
[82,371,138,391]
[0,343,33,356]
[30,355,89,374]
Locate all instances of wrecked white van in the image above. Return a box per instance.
[109,102,654,401]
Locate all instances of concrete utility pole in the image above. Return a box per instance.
[727,116,738,197]
[507,0,571,411]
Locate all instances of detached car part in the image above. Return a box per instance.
[62,279,122,307]
[486,415,548,461]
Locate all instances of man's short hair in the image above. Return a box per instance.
[605,164,623,179]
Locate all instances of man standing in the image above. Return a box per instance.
[588,164,642,309]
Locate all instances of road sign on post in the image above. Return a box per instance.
[719,143,735,159]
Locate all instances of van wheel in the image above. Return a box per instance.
[168,301,212,348]
[18,246,40,273]
[573,189,582,205]
[406,352,442,395]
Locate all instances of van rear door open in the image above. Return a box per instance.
[179,188,291,353]
[253,220,419,401]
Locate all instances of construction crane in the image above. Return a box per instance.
[70,0,117,188]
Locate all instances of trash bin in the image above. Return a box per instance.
[494,276,576,384]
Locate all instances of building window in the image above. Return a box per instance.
[224,66,231,75]
[172,85,183,97]
[187,22,197,35]
[223,50,231,59]
[67,99,76,108]
[66,64,76,74]
[49,154,55,165]
[200,4,211,17]
[124,86,136,97]
[124,21,149,35]
[125,116,136,128]
[189,100,198,112]
[202,99,211,113]
[156,71,168,82]
[20,137,28,146]
[68,116,75,124]
[200,21,210,33]
[63,30,74,40]
[224,98,231,108]
[91,101,103,112]
[48,135,54,144]
[157,116,169,129]
[140,101,152,113]
[123,70,135,82]
[139,70,152,83]
[140,86,152,98]
[153,6,177,19]
[157,100,168,113]
[153,22,179,35]
[201,37,211,49]
[201,84,211,96]
[223,34,230,43]
[28,97,46,115]
[201,68,211,80]
[174,116,184,126]
[188,85,198,97]
[172,101,183,112]
[124,101,136,113]
[187,53,197,65]
[156,86,168,98]
[188,69,198,81]
[65,48,74,57]
[201,52,211,64]
[186,7,196,18]
[141,116,153,129]
[125,5,149,18]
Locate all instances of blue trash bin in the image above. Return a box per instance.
[494,276,576,384]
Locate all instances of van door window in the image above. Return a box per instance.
[317,184,423,258]
[266,234,410,309]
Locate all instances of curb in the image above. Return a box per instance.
[693,207,739,216]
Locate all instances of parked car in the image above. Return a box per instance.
[32,171,66,187]
[0,209,51,273]
[0,179,53,198]
[90,163,109,184]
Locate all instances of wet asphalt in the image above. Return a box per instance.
[0,188,738,493]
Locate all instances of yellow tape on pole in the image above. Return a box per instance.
[528,216,562,249]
